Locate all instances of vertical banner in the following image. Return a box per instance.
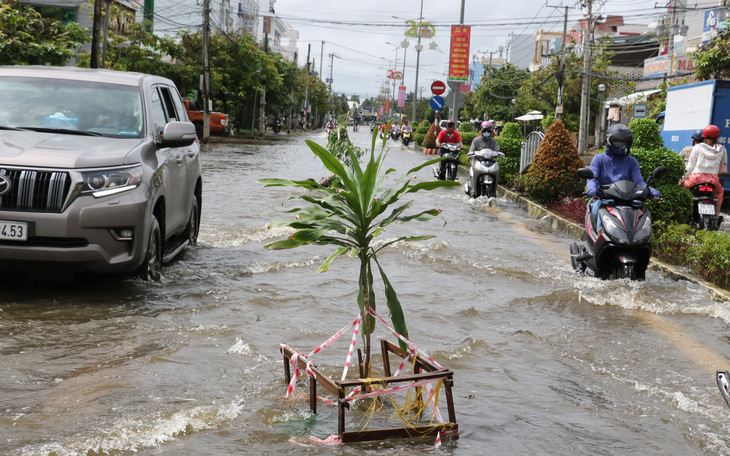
[379,106,384,117]
[397,86,406,107]
[385,100,391,112]
[448,25,471,82]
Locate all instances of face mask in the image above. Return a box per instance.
[482,131,491,138]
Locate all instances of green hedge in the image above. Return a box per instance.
[415,133,426,146]
[417,125,430,134]
[653,222,730,288]
[461,131,477,148]
[631,146,692,224]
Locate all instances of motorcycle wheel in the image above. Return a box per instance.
[448,165,457,181]
[569,242,587,273]
[613,263,636,280]
[708,215,721,231]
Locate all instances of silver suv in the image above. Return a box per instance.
[0,66,202,280]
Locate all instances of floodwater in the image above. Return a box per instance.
[3,129,730,455]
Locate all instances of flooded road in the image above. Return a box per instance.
[3,129,730,455]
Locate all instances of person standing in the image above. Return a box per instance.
[682,125,728,213]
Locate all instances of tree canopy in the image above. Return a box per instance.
[0,1,88,66]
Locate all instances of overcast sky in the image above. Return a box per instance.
[273,0,667,100]
[152,0,669,100]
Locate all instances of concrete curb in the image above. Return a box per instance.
[497,186,730,302]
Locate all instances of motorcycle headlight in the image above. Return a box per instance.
[602,214,629,244]
[634,215,652,244]
[80,165,144,198]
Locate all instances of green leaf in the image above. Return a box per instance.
[317,246,349,273]
[407,180,462,192]
[291,228,328,243]
[264,238,304,250]
[374,257,408,351]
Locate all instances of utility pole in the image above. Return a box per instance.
[666,3,678,80]
[485,51,493,120]
[259,16,269,137]
[320,41,324,81]
[412,0,425,123]
[548,4,569,121]
[450,0,466,121]
[90,0,102,68]
[578,0,593,155]
[202,0,211,142]
[304,44,311,130]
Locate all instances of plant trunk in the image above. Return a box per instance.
[360,257,372,378]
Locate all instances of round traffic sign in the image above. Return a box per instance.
[430,95,445,111]
[431,80,446,96]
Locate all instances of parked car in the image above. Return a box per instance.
[0,66,202,281]
[183,98,229,137]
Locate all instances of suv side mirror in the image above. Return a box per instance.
[159,121,197,148]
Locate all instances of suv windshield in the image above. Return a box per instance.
[0,76,144,138]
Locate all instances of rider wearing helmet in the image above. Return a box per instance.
[435,119,463,148]
[679,130,705,176]
[469,120,499,153]
[682,124,727,212]
[586,124,661,238]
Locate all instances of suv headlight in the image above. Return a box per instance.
[80,165,143,198]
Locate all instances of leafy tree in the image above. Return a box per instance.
[465,63,530,122]
[629,118,663,150]
[693,26,730,80]
[259,132,460,374]
[0,1,88,65]
[517,45,614,133]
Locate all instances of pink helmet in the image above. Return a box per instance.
[480,121,493,132]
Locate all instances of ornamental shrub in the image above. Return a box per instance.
[417,124,430,134]
[459,121,473,133]
[644,183,692,224]
[415,133,426,146]
[524,120,584,204]
[410,121,419,130]
[653,222,730,288]
[420,119,431,127]
[500,122,523,140]
[629,118,663,150]
[423,123,439,149]
[631,146,684,185]
[461,131,477,148]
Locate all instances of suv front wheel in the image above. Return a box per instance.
[137,216,162,282]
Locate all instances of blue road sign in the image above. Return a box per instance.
[430,95,445,111]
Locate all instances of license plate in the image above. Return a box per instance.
[0,220,28,241]
[698,203,716,215]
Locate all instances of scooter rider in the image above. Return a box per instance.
[682,124,727,213]
[680,130,704,172]
[587,124,661,238]
[435,119,463,153]
[469,120,498,153]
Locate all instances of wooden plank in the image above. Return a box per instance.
[381,340,392,378]
[338,370,453,388]
[444,375,457,424]
[341,423,458,443]
[310,377,317,414]
[381,339,442,372]
[280,345,340,397]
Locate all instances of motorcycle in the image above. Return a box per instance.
[401,130,412,146]
[689,182,722,230]
[370,123,376,133]
[433,143,461,181]
[272,118,281,134]
[390,128,401,141]
[569,166,666,281]
[463,148,504,198]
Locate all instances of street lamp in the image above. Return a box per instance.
[394,0,425,123]
[511,98,516,122]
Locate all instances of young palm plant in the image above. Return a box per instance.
[258,129,460,375]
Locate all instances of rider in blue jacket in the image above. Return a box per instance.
[587,124,661,238]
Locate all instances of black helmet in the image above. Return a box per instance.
[691,129,704,142]
[606,124,633,152]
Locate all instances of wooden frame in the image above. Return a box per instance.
[281,340,458,443]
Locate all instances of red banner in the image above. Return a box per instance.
[385,99,391,112]
[448,25,471,82]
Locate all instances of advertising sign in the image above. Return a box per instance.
[448,25,471,82]
[643,56,668,78]
[703,9,719,45]
[397,86,406,107]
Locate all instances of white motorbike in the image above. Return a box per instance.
[463,148,504,198]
